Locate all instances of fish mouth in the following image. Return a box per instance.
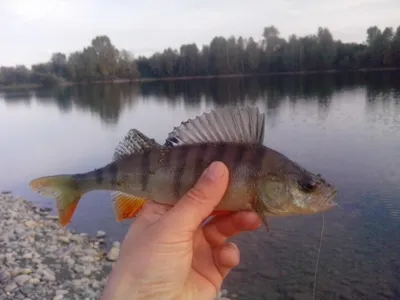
[323,189,338,209]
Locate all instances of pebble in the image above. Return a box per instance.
[58,236,70,243]
[12,268,22,277]
[20,285,34,295]
[42,270,56,282]
[15,274,31,286]
[83,269,91,276]
[56,290,68,295]
[5,282,18,292]
[29,278,40,285]
[20,268,33,275]
[0,269,11,283]
[96,230,106,238]
[25,220,37,228]
[79,256,95,263]
[22,253,33,259]
[106,247,120,261]
[65,257,75,268]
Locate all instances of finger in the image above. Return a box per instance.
[203,211,262,247]
[213,242,240,279]
[133,200,172,229]
[162,161,229,232]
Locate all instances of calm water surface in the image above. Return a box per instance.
[1,73,400,299]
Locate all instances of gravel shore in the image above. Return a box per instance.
[0,193,232,300]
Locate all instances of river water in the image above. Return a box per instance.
[1,73,400,299]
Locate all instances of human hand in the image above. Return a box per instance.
[101,161,262,300]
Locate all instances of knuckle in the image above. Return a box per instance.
[185,185,208,205]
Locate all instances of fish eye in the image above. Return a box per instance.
[298,180,316,192]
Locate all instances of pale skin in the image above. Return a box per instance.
[101,161,263,300]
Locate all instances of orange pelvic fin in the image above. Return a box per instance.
[112,192,147,221]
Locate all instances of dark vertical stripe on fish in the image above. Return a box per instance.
[194,144,209,178]
[219,143,230,161]
[95,168,103,185]
[159,147,172,168]
[140,150,151,191]
[173,146,190,198]
[249,145,265,186]
[231,143,247,172]
[108,163,118,187]
[211,143,228,163]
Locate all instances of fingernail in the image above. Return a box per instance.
[204,161,225,181]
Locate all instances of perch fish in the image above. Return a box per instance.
[29,106,337,229]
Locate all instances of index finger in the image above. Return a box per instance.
[203,211,262,247]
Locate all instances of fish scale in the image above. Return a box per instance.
[29,106,337,229]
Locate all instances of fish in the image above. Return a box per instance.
[29,106,338,229]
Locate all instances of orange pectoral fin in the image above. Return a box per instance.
[112,192,147,222]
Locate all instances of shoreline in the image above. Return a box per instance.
[0,193,231,300]
[1,67,399,91]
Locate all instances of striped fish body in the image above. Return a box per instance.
[30,106,337,228]
[80,142,275,212]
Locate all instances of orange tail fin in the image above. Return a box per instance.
[29,175,83,227]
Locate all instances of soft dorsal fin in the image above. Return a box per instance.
[113,129,161,161]
[164,106,265,146]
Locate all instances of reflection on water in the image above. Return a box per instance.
[1,72,400,299]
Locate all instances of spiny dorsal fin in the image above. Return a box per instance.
[113,129,161,161]
[164,106,265,147]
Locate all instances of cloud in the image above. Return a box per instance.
[5,0,72,22]
[0,0,399,66]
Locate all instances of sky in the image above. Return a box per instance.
[0,0,399,67]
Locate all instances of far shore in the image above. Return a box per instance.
[1,67,399,92]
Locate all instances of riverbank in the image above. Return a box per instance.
[0,193,232,300]
[1,67,399,91]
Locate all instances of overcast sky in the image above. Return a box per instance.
[1,0,399,67]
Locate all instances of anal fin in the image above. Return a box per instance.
[112,192,147,221]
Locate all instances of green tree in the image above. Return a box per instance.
[91,35,119,79]
[116,49,140,79]
[246,37,261,71]
[2,25,400,87]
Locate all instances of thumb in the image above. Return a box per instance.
[163,161,229,232]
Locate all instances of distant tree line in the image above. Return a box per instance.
[1,25,400,86]
[0,36,140,87]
